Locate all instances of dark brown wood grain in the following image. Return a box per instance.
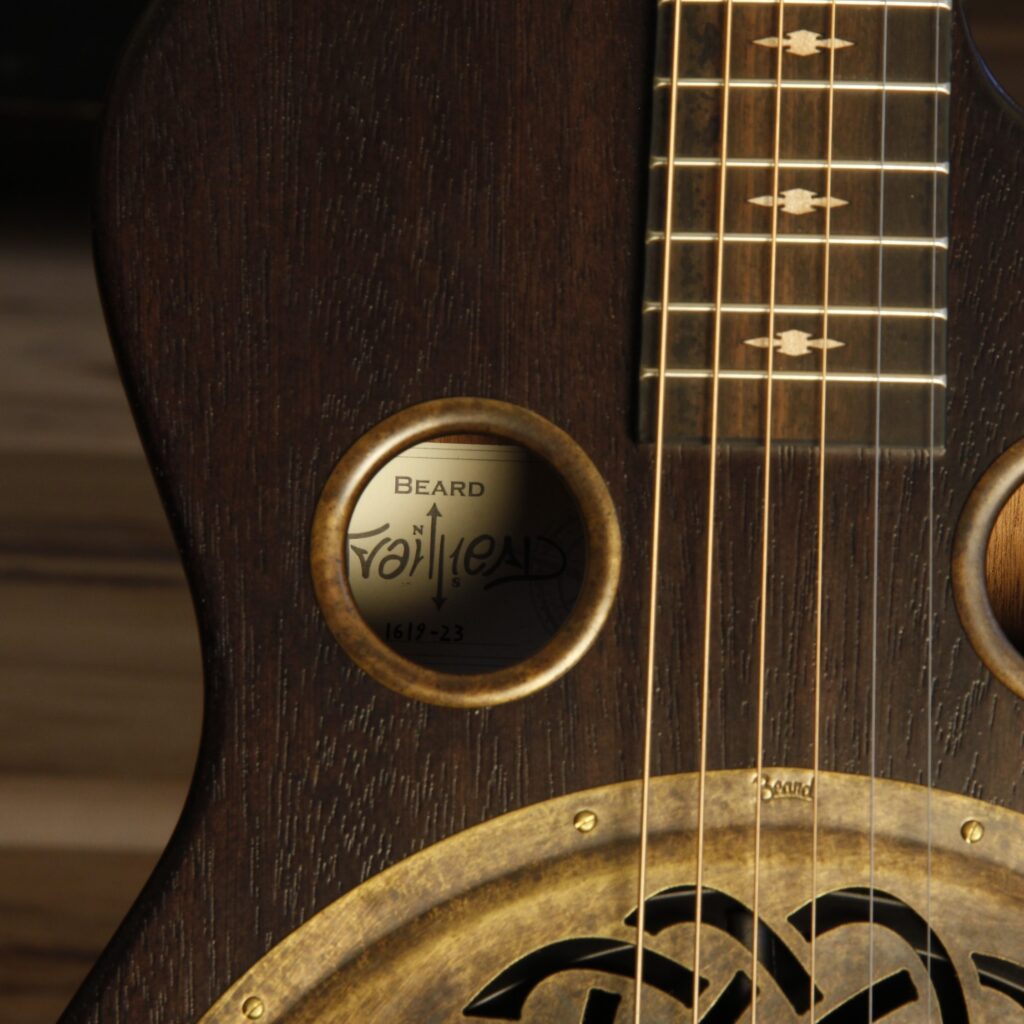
[61,1,1024,1021]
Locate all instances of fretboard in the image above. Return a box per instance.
[639,0,952,447]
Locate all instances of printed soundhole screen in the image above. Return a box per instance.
[347,438,585,674]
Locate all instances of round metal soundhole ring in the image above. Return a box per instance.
[953,437,1024,700]
[310,397,621,708]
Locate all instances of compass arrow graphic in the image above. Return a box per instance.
[426,503,442,580]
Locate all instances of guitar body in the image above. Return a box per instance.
[65,0,1024,1021]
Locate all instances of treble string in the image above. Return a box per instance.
[926,0,943,1019]
[870,2,893,1017]
[751,0,788,1019]
[810,0,841,1018]
[692,0,736,1018]
[633,0,686,1019]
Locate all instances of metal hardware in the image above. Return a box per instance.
[310,398,622,708]
[573,810,598,834]
[961,819,985,845]
[198,771,1024,1022]
[241,996,265,1019]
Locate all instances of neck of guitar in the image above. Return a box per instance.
[640,0,952,449]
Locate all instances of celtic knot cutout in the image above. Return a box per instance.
[460,885,1021,1022]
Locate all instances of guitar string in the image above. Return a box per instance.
[870,1,893,1016]
[692,0,736,1017]
[751,1,788,1018]
[632,0,686,1018]
[810,1,841,1018]
[926,1,942,1019]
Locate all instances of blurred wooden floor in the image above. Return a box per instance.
[0,219,202,1023]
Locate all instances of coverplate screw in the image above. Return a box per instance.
[241,996,265,1019]
[961,819,985,845]
[574,809,598,834]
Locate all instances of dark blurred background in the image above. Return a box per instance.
[0,2,1021,1021]
[2,4,150,226]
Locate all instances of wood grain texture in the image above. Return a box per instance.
[64,1,1024,1021]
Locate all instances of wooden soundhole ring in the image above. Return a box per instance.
[953,437,1024,700]
[311,398,621,708]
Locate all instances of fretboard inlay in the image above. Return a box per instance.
[754,30,854,57]
[639,0,951,447]
[745,330,845,358]
[748,188,849,215]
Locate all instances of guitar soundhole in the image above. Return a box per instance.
[346,435,585,675]
[310,398,621,707]
[986,481,1024,654]
[954,440,1024,701]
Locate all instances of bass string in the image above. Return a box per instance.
[751,0,789,1018]
[810,0,841,1018]
[632,0,687,1019]
[692,0,737,1017]
[870,1,894,1016]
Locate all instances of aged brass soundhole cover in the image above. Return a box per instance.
[199,772,1024,1023]
[311,399,621,707]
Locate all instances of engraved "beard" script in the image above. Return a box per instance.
[758,773,815,803]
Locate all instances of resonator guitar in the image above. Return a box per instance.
[62,0,1024,1021]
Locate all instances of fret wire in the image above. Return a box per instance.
[643,302,947,318]
[647,232,948,249]
[656,79,950,94]
[651,157,948,173]
[659,0,950,7]
[640,368,947,386]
